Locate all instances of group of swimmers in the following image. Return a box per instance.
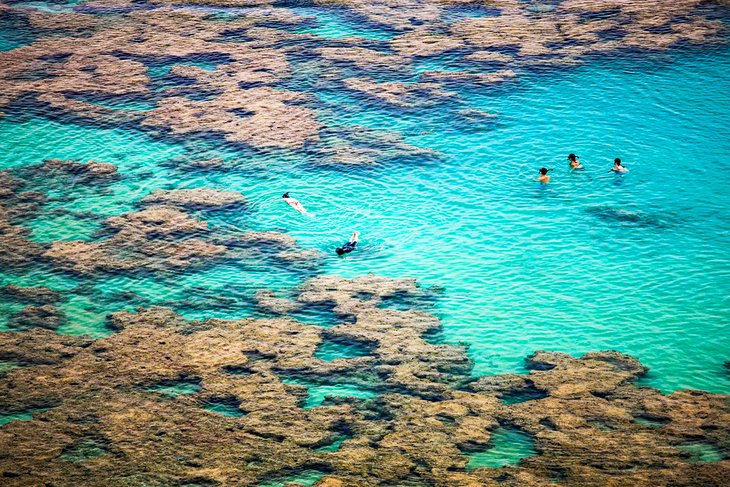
[283,153,630,255]
[537,153,629,184]
[282,192,360,255]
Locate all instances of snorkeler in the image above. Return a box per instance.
[568,153,584,170]
[336,231,360,256]
[537,167,551,184]
[282,192,309,216]
[611,158,629,173]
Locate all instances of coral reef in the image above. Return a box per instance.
[1,275,727,486]
[140,188,246,210]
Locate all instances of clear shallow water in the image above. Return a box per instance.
[466,427,536,470]
[0,7,729,395]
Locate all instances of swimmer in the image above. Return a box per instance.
[336,231,360,256]
[567,153,584,170]
[282,192,309,216]
[610,158,629,173]
[537,167,551,185]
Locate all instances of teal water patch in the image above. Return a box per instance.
[314,337,371,361]
[465,427,536,470]
[678,441,726,463]
[146,379,201,397]
[259,468,327,487]
[0,360,22,374]
[632,415,669,428]
[0,407,48,427]
[204,398,245,417]
[315,435,348,452]
[55,294,115,338]
[283,378,377,409]
[0,301,26,330]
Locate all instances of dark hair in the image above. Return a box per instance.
[568,153,578,161]
[540,167,548,175]
[282,192,289,198]
[336,247,345,255]
[614,158,622,164]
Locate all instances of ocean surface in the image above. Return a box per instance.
[1,1,729,396]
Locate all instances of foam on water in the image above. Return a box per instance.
[0,6,729,395]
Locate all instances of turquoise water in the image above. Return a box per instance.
[259,469,326,487]
[282,377,378,409]
[1,7,729,396]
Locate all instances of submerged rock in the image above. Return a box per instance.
[0,285,62,305]
[0,275,728,485]
[141,189,246,210]
[8,304,65,330]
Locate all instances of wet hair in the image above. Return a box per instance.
[568,153,578,161]
[336,247,345,255]
[282,192,289,198]
[614,158,622,165]
[540,167,548,175]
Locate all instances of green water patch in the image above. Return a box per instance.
[203,397,245,417]
[677,441,726,463]
[282,377,377,409]
[632,415,670,428]
[55,294,116,338]
[60,437,108,462]
[314,336,372,361]
[465,426,537,470]
[315,434,348,453]
[146,378,202,397]
[258,467,328,487]
[0,360,22,374]
[25,210,102,243]
[0,407,49,427]
[0,302,26,330]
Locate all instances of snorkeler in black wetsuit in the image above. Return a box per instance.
[336,231,360,255]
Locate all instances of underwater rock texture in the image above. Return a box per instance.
[0,0,725,163]
[0,275,728,486]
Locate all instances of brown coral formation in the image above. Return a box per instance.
[343,76,456,108]
[0,275,728,486]
[44,204,226,275]
[1,0,725,164]
[0,171,44,269]
[140,188,246,210]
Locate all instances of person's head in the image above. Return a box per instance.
[336,247,345,255]
[614,158,622,166]
[567,153,578,162]
[282,192,289,198]
[540,167,548,175]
